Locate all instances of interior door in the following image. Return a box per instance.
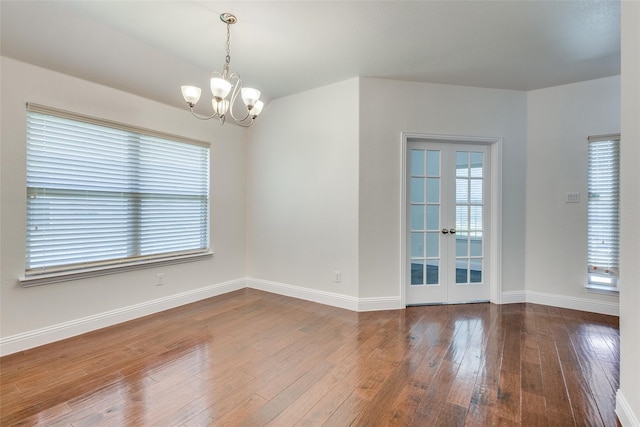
[406,141,490,305]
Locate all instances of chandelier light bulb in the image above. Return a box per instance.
[210,77,232,100]
[181,85,202,106]
[241,87,261,107]
[251,100,264,117]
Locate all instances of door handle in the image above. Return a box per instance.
[442,229,449,234]
[450,229,456,234]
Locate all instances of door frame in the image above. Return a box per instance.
[400,133,503,306]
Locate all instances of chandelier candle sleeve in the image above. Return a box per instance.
[180,13,263,127]
[213,99,229,115]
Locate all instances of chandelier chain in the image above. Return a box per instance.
[223,23,231,78]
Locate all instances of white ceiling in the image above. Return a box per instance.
[0,1,620,111]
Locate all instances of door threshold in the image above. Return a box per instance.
[406,300,490,307]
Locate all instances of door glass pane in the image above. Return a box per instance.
[426,260,439,285]
[456,205,469,231]
[470,232,483,256]
[411,233,424,257]
[411,178,425,203]
[411,260,424,285]
[411,205,425,230]
[456,152,469,177]
[470,258,482,283]
[456,259,468,283]
[470,206,483,231]
[411,150,425,176]
[456,179,468,203]
[456,233,468,257]
[426,232,439,257]
[427,178,440,203]
[470,152,483,177]
[470,179,483,204]
[426,205,439,230]
[427,150,440,176]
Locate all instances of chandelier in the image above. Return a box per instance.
[181,13,263,127]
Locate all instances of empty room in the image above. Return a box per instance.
[1,1,639,426]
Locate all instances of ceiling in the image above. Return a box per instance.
[0,1,621,111]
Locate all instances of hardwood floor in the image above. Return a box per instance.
[0,289,620,426]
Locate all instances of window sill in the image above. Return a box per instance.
[586,284,619,296]
[19,251,214,287]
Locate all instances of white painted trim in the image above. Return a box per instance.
[0,278,246,356]
[525,290,619,316]
[2,278,618,357]
[617,389,640,427]
[246,278,360,311]
[501,290,526,304]
[399,133,503,307]
[499,290,619,316]
[489,138,503,305]
[400,135,409,307]
[358,296,403,312]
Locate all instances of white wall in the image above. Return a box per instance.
[525,76,620,313]
[0,57,248,352]
[358,78,528,299]
[246,79,360,302]
[618,2,640,425]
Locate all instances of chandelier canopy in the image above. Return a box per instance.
[181,13,263,127]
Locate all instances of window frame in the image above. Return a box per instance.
[20,103,213,287]
[586,133,620,293]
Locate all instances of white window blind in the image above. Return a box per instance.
[25,103,210,279]
[587,134,620,290]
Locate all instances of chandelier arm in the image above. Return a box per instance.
[227,73,253,124]
[188,106,220,121]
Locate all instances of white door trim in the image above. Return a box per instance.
[400,132,503,306]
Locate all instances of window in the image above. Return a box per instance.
[587,134,620,291]
[24,103,210,284]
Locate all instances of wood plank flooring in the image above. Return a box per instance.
[0,289,620,426]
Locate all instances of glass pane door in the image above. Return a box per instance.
[406,141,490,305]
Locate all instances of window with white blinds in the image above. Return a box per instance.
[25,103,210,281]
[587,134,620,291]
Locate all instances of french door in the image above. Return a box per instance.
[406,140,490,305]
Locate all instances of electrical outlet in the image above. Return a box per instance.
[566,192,580,203]
[333,270,341,283]
[156,273,164,286]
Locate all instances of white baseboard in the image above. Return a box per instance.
[2,279,619,357]
[0,278,246,356]
[617,389,640,427]
[499,290,619,316]
[246,278,360,311]
[500,290,526,304]
[246,278,403,312]
[358,296,403,312]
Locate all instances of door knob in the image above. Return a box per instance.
[450,229,456,234]
[442,229,449,234]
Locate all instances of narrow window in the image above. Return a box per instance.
[587,134,620,291]
[24,104,210,283]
